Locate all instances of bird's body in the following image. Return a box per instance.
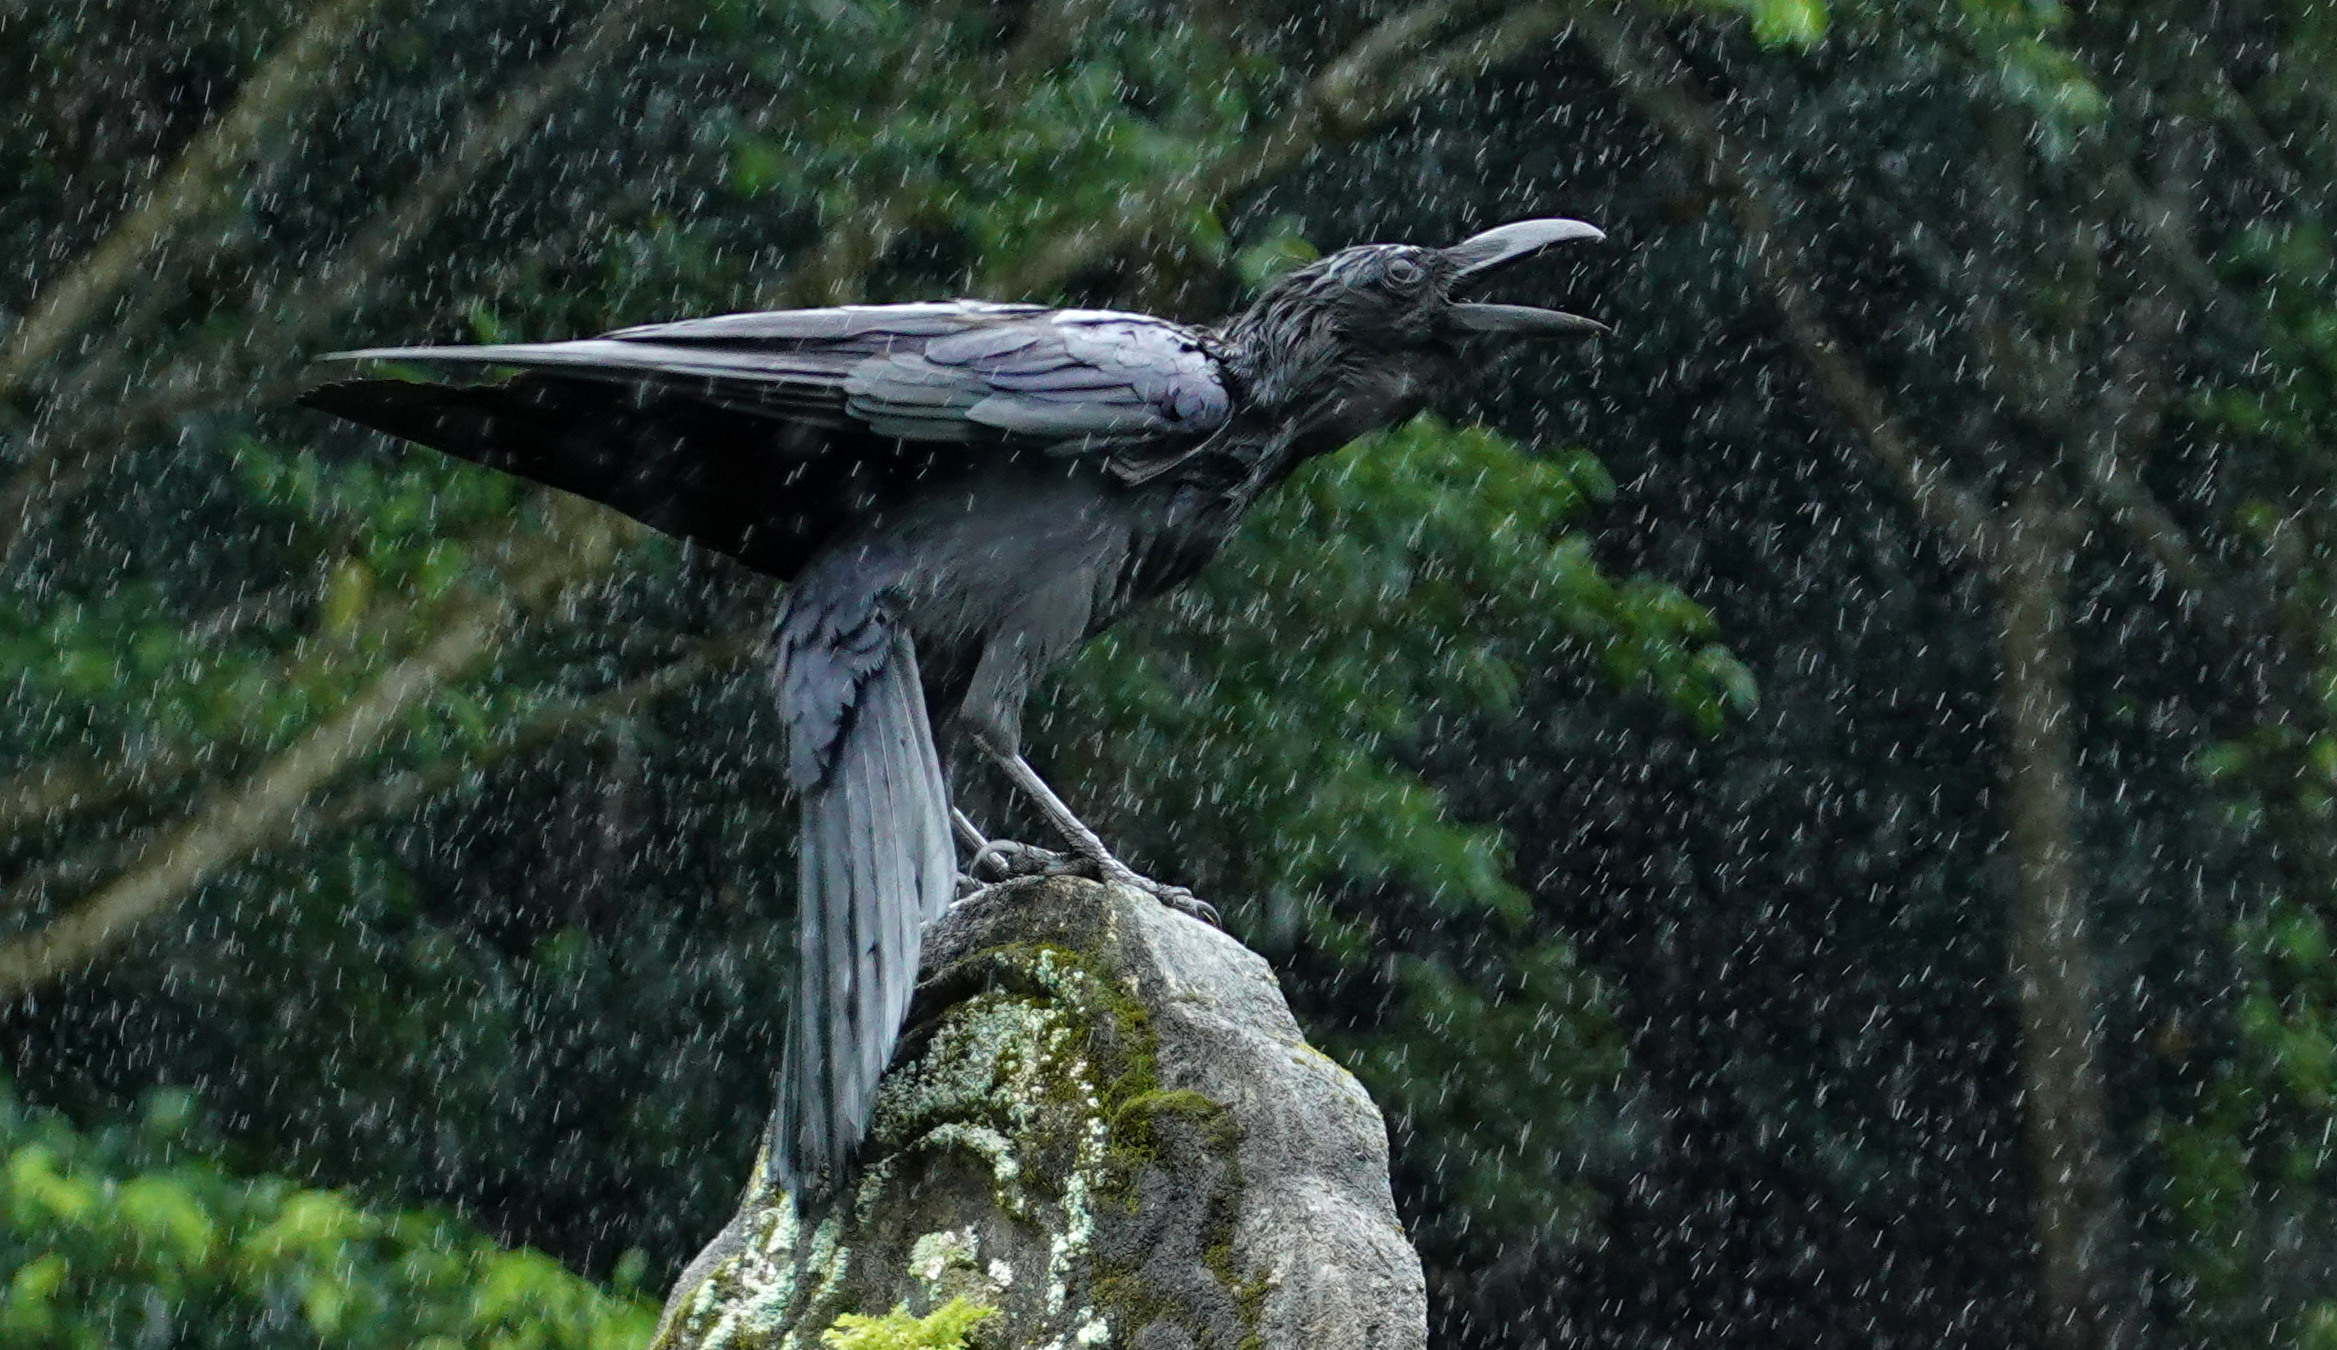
[300,219,1607,1197]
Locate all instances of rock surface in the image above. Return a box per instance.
[651,875,1426,1350]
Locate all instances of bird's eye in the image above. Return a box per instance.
[1385,257,1425,287]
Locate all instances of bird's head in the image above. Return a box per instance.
[1219,218,1606,455]
[1248,217,1609,348]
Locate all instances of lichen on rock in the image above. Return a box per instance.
[653,876,1425,1350]
[818,1296,998,1350]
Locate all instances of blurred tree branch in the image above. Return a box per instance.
[1992,482,2137,1350]
[0,0,658,569]
[0,0,389,398]
[0,758,131,839]
[11,0,1535,1005]
[2060,123,2274,643]
[0,617,759,965]
[759,0,1076,309]
[1576,11,2008,569]
[989,0,1579,301]
[1572,16,2204,1350]
[0,0,1706,1007]
[0,510,618,1001]
[0,0,1650,1005]
[0,753,192,841]
[1579,10,2280,649]
[309,626,761,834]
[0,504,679,847]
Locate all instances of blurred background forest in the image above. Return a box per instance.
[3,0,2333,1347]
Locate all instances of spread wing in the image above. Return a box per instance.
[299,300,1233,578]
[321,300,1231,447]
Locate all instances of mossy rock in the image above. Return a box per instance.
[652,876,1423,1350]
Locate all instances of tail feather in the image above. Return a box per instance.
[774,629,956,1196]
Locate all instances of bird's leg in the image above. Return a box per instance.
[952,809,995,897]
[952,807,1069,886]
[986,749,1220,927]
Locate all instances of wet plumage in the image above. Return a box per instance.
[299,217,1607,1198]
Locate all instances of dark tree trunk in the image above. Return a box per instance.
[1996,486,2134,1350]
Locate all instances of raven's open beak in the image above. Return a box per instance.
[1443,217,1609,339]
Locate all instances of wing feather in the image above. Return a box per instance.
[608,300,1045,343]
[321,303,1231,454]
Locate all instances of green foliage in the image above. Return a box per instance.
[231,434,521,591]
[715,0,1270,290]
[2154,901,2337,1348]
[1052,416,1730,1262]
[19,810,799,1303]
[1748,0,2107,156]
[818,1297,997,1350]
[0,1078,655,1350]
[1334,941,1641,1256]
[1062,414,1752,941]
[2154,129,2337,1346]
[1948,0,2109,152]
[1232,218,1321,291]
[2196,221,2337,480]
[4,1,1733,1339]
[1692,0,1831,48]
[0,427,558,787]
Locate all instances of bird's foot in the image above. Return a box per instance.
[959,759,1218,924]
[964,836,1072,885]
[1088,855,1221,927]
[1145,881,1223,928]
[963,841,1219,926]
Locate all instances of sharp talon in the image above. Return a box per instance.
[1151,885,1221,928]
[1092,862,1220,927]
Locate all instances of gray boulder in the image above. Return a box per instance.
[653,874,1426,1350]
